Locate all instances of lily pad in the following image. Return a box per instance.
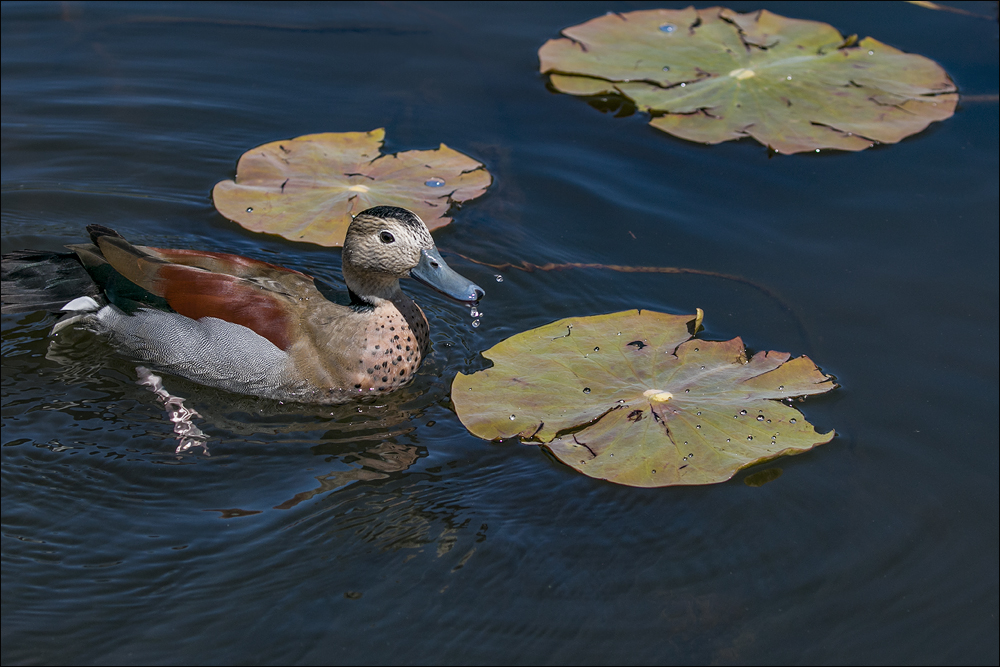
[539,7,957,154]
[213,129,491,247]
[452,310,837,487]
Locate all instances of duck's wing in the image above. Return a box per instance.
[86,231,317,351]
[139,246,310,283]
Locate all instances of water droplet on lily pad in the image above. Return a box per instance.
[425,177,446,187]
[659,23,676,32]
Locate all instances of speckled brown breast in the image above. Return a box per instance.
[353,298,430,394]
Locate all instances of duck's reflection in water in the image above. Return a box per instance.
[273,441,419,510]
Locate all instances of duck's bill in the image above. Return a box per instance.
[410,248,484,303]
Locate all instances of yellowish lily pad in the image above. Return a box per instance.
[452,310,837,487]
[213,129,492,247]
[539,7,958,154]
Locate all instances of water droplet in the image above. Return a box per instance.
[695,424,701,429]
[778,385,784,391]
[726,438,731,443]
[509,414,516,420]
[790,418,797,424]
[786,75,792,80]
[680,82,686,87]
[662,65,671,72]
[470,306,480,318]
[747,435,754,441]
[739,409,747,415]
[246,207,253,212]
[700,365,706,370]
[425,177,445,187]
[583,387,591,394]
[593,346,600,352]
[494,274,504,282]
[868,50,874,56]
[659,23,675,32]
[756,415,765,421]
[694,347,699,352]
[815,149,820,153]
[696,411,702,416]
[472,319,480,328]
[684,388,690,393]
[767,419,772,424]
[651,469,657,474]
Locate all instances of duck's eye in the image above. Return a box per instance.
[379,231,395,244]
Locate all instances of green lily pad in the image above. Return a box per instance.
[539,7,957,154]
[452,310,837,487]
[213,129,492,247]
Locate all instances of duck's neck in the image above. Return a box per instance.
[343,264,405,306]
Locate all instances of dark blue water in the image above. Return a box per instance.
[3,2,997,664]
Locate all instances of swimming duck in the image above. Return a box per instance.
[0,206,484,404]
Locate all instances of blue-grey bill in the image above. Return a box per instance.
[410,247,484,303]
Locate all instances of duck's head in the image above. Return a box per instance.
[342,206,484,305]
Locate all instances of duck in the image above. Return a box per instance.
[0,205,484,404]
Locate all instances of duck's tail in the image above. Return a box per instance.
[1,249,100,314]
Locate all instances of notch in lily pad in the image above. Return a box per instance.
[452,309,838,488]
[539,7,958,154]
[213,129,492,247]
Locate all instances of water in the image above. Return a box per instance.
[2,2,998,664]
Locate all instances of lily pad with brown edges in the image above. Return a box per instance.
[213,129,491,247]
[539,7,957,154]
[452,310,837,487]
